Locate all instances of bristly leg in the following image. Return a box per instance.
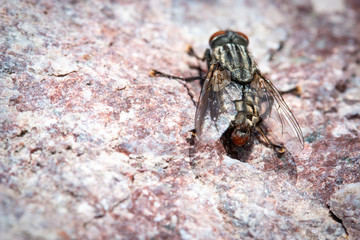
[279,86,301,97]
[257,125,286,154]
[185,129,197,165]
[186,45,206,61]
[149,69,202,106]
[149,69,203,82]
[150,44,207,83]
[268,40,285,62]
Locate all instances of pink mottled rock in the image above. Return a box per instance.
[329,183,360,240]
[0,0,359,239]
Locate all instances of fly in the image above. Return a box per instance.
[151,30,304,153]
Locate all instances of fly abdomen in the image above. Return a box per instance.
[230,100,256,146]
[234,85,260,125]
[234,100,256,128]
[230,85,261,146]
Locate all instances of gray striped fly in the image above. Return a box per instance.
[151,30,304,153]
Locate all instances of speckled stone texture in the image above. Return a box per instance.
[329,183,360,239]
[1,0,359,239]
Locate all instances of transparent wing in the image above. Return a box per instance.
[255,71,304,151]
[195,64,241,144]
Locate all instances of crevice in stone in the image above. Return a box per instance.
[329,209,348,236]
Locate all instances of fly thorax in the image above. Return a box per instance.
[231,69,252,83]
[212,44,254,83]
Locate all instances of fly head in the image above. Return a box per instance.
[209,30,249,49]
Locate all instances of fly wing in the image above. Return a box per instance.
[255,72,304,151]
[195,64,241,144]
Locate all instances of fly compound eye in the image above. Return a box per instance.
[209,30,227,44]
[235,31,249,45]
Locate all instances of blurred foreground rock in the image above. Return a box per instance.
[329,183,360,239]
[1,0,359,239]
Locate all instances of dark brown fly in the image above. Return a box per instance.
[151,30,304,152]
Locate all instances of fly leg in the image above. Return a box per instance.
[256,125,286,154]
[149,46,205,82]
[149,45,206,82]
[150,46,210,84]
[150,46,210,105]
[186,45,207,79]
[150,69,200,107]
[149,69,203,82]
[185,129,197,166]
[186,45,206,61]
[187,46,212,70]
[279,86,301,97]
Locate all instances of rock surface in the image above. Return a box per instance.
[329,183,360,240]
[1,0,359,239]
